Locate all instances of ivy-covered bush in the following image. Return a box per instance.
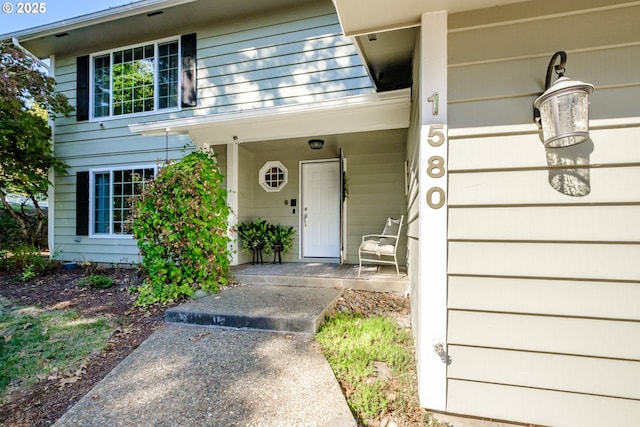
[131,151,231,306]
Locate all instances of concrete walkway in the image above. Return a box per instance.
[54,285,356,427]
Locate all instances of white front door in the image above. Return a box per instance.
[301,160,340,258]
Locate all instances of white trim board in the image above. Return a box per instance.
[129,89,411,144]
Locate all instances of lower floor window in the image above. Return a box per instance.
[91,167,155,236]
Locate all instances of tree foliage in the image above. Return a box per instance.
[131,151,231,306]
[0,42,73,246]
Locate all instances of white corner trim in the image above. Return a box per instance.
[418,10,448,412]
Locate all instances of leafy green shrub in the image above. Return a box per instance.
[131,151,231,306]
[0,206,48,250]
[0,244,56,280]
[77,274,115,289]
[0,211,22,249]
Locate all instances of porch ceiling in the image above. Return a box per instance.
[129,89,410,146]
[333,0,529,91]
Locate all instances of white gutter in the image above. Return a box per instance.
[11,38,50,72]
[0,0,198,42]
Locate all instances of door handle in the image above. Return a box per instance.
[304,213,308,227]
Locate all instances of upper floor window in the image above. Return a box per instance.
[92,39,180,119]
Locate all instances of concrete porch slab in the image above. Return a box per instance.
[231,262,409,295]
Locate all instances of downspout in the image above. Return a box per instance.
[47,53,55,258]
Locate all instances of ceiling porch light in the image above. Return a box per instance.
[308,139,324,150]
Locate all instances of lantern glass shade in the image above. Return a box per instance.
[534,77,594,148]
[308,139,324,149]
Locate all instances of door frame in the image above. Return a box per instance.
[299,159,342,260]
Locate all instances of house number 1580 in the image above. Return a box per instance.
[426,124,447,209]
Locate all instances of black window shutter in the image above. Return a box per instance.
[76,171,89,236]
[181,33,197,108]
[76,56,90,121]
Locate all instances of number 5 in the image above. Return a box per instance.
[427,124,445,147]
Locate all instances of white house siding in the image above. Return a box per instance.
[194,1,373,114]
[50,1,374,264]
[340,130,407,264]
[406,31,422,387]
[445,1,640,425]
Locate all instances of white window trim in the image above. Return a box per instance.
[259,161,288,192]
[89,35,182,122]
[89,165,157,239]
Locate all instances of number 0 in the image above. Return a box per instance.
[427,187,445,209]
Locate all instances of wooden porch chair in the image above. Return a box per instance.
[358,216,404,277]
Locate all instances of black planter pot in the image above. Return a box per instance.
[251,242,264,265]
[272,242,284,264]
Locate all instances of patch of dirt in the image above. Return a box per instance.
[0,268,419,427]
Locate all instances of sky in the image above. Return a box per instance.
[0,0,137,35]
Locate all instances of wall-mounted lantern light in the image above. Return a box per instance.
[534,51,594,148]
[308,139,324,150]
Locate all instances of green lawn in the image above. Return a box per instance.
[316,312,448,426]
[0,297,112,401]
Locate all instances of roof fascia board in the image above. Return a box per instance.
[1,0,198,42]
[129,89,411,142]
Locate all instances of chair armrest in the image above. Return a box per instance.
[361,234,384,242]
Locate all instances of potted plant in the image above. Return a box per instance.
[266,223,295,261]
[237,218,269,263]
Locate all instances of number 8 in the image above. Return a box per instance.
[427,156,445,178]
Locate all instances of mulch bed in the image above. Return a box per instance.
[0,268,169,427]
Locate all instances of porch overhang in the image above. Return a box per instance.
[331,0,529,91]
[128,89,410,145]
[332,0,529,36]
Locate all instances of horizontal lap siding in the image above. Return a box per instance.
[407,39,422,365]
[196,11,373,113]
[448,346,640,399]
[50,2,372,264]
[449,276,640,320]
[447,380,640,427]
[446,2,640,425]
[343,135,407,264]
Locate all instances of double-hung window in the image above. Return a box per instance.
[91,39,180,119]
[76,33,196,122]
[90,167,156,236]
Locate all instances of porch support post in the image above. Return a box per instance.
[418,10,448,411]
[227,142,239,266]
